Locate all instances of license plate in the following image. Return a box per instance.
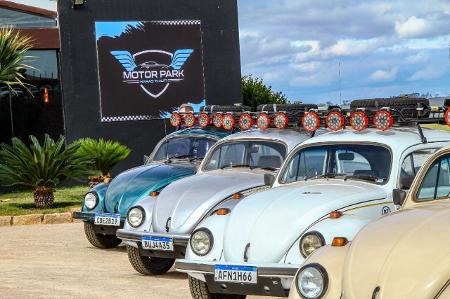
[94,213,121,226]
[214,265,257,284]
[141,236,174,251]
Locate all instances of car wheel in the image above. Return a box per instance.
[83,222,122,249]
[189,276,246,299]
[126,245,174,275]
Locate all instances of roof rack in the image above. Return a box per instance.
[169,98,450,134]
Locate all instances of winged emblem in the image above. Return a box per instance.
[110,51,137,72]
[169,49,194,70]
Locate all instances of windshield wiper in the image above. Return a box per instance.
[221,164,251,169]
[251,166,278,171]
[304,173,341,181]
[344,174,382,183]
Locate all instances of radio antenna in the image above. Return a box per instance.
[339,61,342,105]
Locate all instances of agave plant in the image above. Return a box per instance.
[0,27,33,89]
[76,138,131,185]
[0,135,89,208]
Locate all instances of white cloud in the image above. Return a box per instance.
[395,16,431,38]
[408,67,444,81]
[369,67,398,82]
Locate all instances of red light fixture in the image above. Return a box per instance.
[170,112,182,127]
[273,112,288,129]
[198,113,210,127]
[222,113,235,130]
[239,113,253,130]
[373,110,394,131]
[184,113,196,127]
[350,111,369,132]
[257,113,271,130]
[212,113,223,128]
[445,108,450,127]
[43,87,49,104]
[326,111,345,131]
[302,112,321,132]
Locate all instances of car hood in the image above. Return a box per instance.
[152,170,266,234]
[222,180,387,264]
[104,162,195,215]
[342,203,450,299]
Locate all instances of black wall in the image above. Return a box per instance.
[58,0,241,173]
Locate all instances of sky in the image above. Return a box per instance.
[237,0,450,103]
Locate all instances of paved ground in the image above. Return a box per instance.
[0,223,275,299]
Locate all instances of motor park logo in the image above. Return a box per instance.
[111,49,194,98]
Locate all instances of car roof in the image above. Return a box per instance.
[300,127,450,153]
[220,128,313,152]
[169,127,230,139]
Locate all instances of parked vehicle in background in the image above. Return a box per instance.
[175,98,450,298]
[73,126,229,249]
[290,144,450,299]
[116,104,318,276]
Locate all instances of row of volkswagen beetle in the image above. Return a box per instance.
[74,97,450,299]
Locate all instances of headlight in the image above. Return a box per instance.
[127,207,145,228]
[296,264,328,299]
[300,232,325,258]
[190,229,213,256]
[84,192,98,210]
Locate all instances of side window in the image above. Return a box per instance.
[417,155,450,201]
[400,149,438,189]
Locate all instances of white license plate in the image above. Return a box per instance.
[214,265,257,284]
[142,236,174,251]
[94,213,121,226]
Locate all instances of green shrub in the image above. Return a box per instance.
[0,135,89,208]
[75,138,131,180]
[242,75,288,110]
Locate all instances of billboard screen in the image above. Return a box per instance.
[95,21,205,122]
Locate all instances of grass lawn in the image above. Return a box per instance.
[0,186,88,216]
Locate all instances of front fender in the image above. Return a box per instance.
[185,214,230,262]
[289,245,349,299]
[82,183,108,213]
[284,214,370,265]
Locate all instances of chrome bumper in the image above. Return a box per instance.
[116,229,190,246]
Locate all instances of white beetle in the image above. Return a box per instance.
[176,126,450,298]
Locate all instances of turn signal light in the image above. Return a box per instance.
[332,237,348,247]
[329,211,343,219]
[232,193,242,200]
[216,208,231,216]
[150,191,159,197]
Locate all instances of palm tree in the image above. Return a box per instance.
[0,27,33,137]
[0,135,90,208]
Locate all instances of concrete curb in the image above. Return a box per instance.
[1,207,81,227]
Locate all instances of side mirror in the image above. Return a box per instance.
[264,174,275,186]
[393,189,407,206]
[143,155,150,164]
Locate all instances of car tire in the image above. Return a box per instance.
[189,276,246,299]
[202,105,252,113]
[83,222,122,249]
[126,245,174,275]
[257,103,318,112]
[351,98,430,118]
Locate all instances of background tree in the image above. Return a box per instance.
[0,135,89,208]
[241,75,288,110]
[0,28,33,137]
[75,138,131,186]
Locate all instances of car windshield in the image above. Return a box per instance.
[152,136,217,162]
[204,140,286,171]
[281,144,392,184]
